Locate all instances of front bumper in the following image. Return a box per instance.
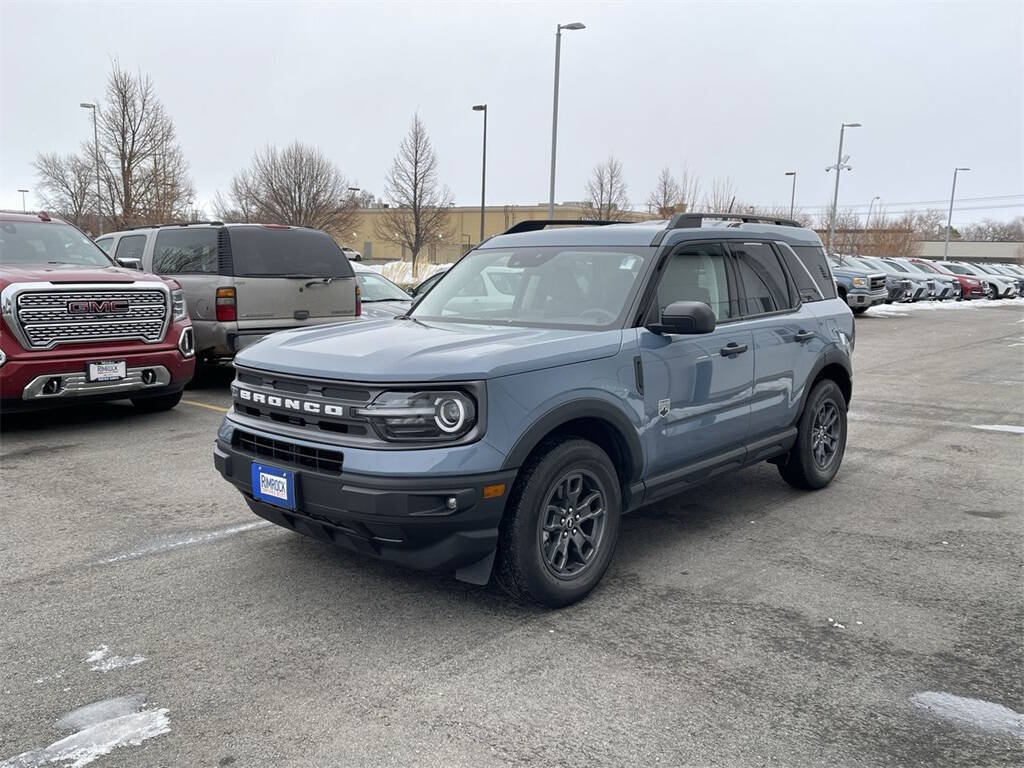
[846,289,888,308]
[214,432,516,581]
[0,330,195,409]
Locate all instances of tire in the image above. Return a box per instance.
[777,379,847,490]
[988,285,998,300]
[131,390,183,413]
[496,438,621,608]
[851,307,867,315]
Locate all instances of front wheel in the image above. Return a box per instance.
[131,390,183,413]
[778,380,847,490]
[988,284,999,300]
[496,439,621,608]
[851,307,868,315]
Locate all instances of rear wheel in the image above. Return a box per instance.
[851,307,868,315]
[131,390,183,413]
[496,439,620,608]
[778,379,847,490]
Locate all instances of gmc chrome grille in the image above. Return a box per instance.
[9,287,169,349]
[869,275,886,292]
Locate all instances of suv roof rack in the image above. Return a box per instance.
[666,212,801,229]
[502,219,625,235]
[120,220,225,231]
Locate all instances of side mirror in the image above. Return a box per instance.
[117,257,142,270]
[650,301,716,335]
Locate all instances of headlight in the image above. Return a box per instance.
[851,277,867,288]
[171,289,187,321]
[355,390,477,442]
[0,345,6,369]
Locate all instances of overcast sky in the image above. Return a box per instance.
[1,1,1022,224]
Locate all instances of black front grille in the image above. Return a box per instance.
[870,276,886,292]
[232,429,343,474]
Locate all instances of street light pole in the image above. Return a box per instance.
[944,167,970,259]
[473,104,487,243]
[785,171,796,218]
[548,22,585,219]
[80,102,102,235]
[826,122,861,255]
[17,189,28,213]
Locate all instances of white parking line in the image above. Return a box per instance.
[95,521,272,565]
[971,424,1024,435]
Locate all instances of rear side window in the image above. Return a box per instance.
[227,227,354,279]
[154,229,218,274]
[732,241,794,314]
[114,235,146,261]
[790,245,837,300]
[778,243,824,302]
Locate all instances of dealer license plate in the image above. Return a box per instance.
[251,463,296,510]
[87,360,127,382]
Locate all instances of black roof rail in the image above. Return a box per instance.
[666,212,801,229]
[502,219,626,235]
[120,220,225,231]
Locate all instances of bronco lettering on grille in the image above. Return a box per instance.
[235,386,344,416]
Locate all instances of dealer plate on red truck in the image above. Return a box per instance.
[87,360,127,382]
[251,463,296,510]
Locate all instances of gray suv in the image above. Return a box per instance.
[97,224,359,365]
[214,214,854,607]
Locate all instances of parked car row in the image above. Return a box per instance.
[827,252,1018,313]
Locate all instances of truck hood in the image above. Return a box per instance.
[234,318,624,382]
[0,263,163,290]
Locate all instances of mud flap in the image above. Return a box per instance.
[454,550,496,585]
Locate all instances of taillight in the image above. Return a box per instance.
[216,287,237,322]
[355,282,361,317]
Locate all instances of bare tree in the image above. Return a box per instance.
[678,165,701,214]
[647,167,681,217]
[95,63,194,227]
[703,177,738,212]
[586,155,629,220]
[909,209,946,239]
[216,142,359,234]
[33,152,95,229]
[375,114,454,275]
[867,212,921,258]
[959,216,1024,242]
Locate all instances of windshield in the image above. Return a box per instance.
[227,226,354,278]
[0,220,114,267]
[411,246,652,329]
[357,272,410,301]
[833,255,875,272]
[911,261,941,274]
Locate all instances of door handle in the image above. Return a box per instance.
[794,330,815,343]
[719,342,748,357]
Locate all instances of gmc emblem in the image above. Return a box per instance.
[67,299,130,315]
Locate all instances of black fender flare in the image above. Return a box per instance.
[795,345,853,424]
[501,397,644,483]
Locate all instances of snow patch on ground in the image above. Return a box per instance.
[84,645,145,672]
[362,260,449,287]
[971,424,1024,435]
[911,691,1024,740]
[95,520,271,565]
[1,695,169,768]
[868,297,1024,317]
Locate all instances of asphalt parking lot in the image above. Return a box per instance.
[1,301,1022,767]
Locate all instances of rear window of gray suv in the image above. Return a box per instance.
[229,226,354,278]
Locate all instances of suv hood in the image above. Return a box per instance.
[0,263,161,290]
[235,318,624,382]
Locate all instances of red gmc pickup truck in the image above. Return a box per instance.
[1,212,195,413]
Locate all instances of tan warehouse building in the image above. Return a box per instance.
[340,203,657,266]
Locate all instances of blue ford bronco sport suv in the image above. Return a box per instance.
[214,213,854,607]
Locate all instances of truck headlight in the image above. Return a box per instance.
[171,289,187,321]
[355,390,477,441]
[0,345,5,369]
[851,277,867,288]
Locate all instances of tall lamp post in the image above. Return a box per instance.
[80,102,102,235]
[784,171,796,218]
[472,104,487,243]
[548,21,585,219]
[17,189,29,213]
[944,167,970,259]
[826,122,861,254]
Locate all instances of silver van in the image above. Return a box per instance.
[96,223,359,365]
